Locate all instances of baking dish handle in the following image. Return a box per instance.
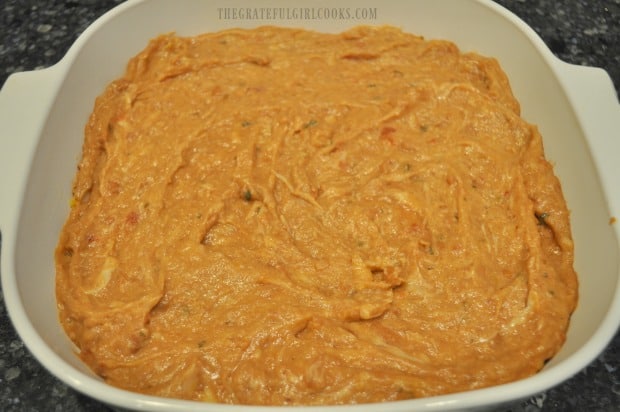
[554,61,620,219]
[0,67,62,233]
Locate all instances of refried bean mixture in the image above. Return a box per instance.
[55,26,578,405]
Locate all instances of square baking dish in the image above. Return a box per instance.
[1,0,619,411]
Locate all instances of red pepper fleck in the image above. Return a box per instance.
[380,126,396,144]
[126,211,139,225]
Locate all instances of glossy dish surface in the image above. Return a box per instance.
[0,0,619,411]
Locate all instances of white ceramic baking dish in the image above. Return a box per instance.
[1,0,619,411]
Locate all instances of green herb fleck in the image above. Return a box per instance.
[536,212,549,226]
[241,120,252,127]
[420,125,428,132]
[243,189,252,202]
[303,119,318,129]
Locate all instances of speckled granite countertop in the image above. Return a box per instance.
[1,1,619,411]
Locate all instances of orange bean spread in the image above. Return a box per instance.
[55,26,578,405]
